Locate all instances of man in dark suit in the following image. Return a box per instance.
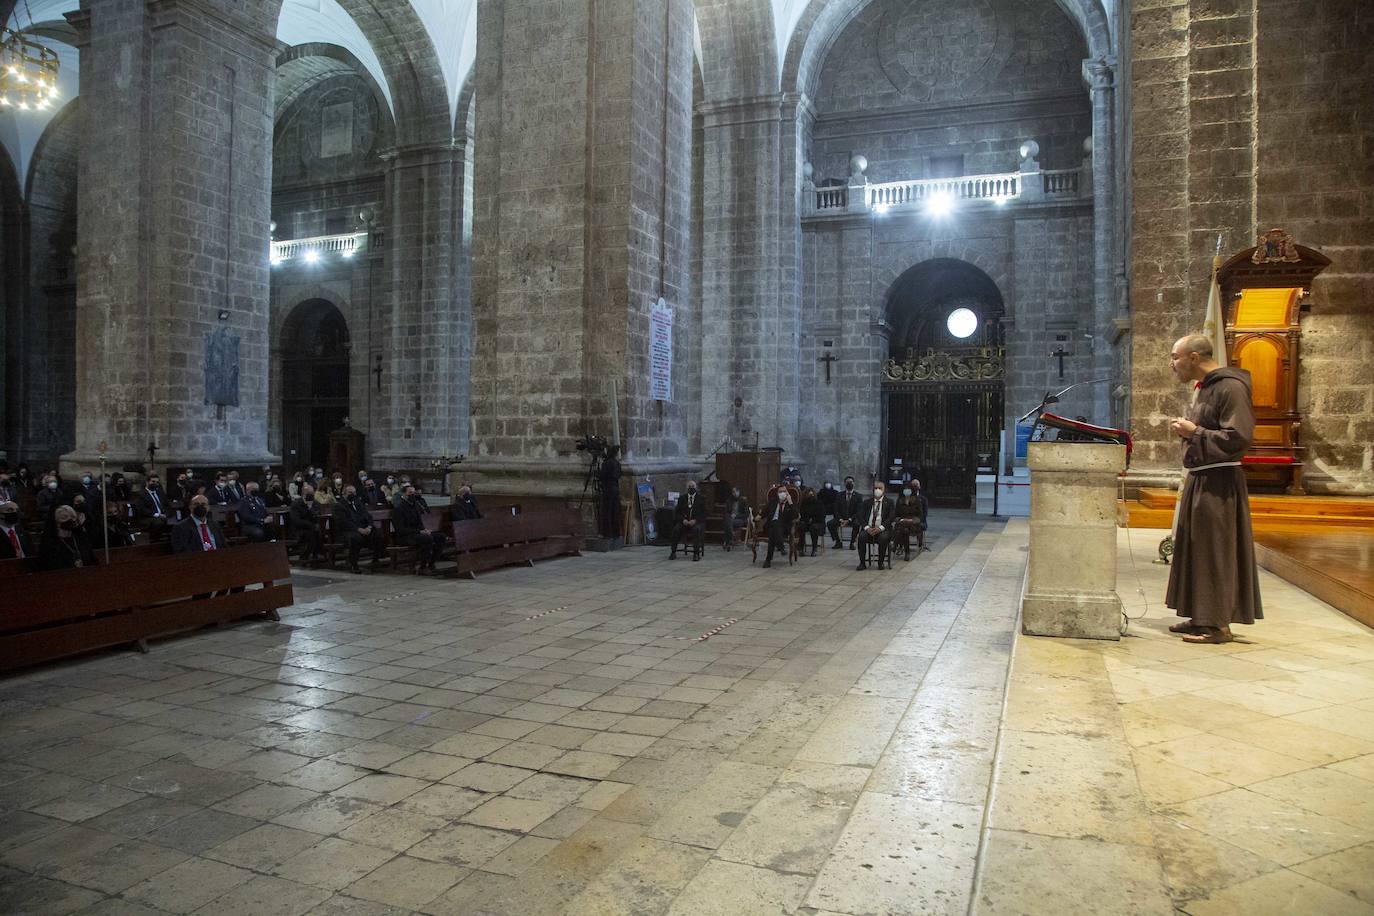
[79,472,103,508]
[288,485,323,563]
[336,485,384,573]
[827,477,862,550]
[669,480,707,560]
[208,473,233,506]
[136,473,171,540]
[393,484,440,571]
[226,471,246,503]
[172,495,227,553]
[453,484,482,520]
[360,477,387,508]
[0,501,33,560]
[856,482,895,571]
[236,481,271,542]
[760,487,798,569]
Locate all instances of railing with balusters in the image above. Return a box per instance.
[270,231,368,264]
[804,165,1084,216]
[868,172,1021,209]
[814,185,848,212]
[1041,169,1079,195]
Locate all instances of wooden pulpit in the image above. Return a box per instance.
[327,423,366,477]
[714,450,782,512]
[1216,229,1330,494]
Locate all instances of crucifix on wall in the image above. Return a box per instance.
[819,347,838,384]
[1050,345,1068,380]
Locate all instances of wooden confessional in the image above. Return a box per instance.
[1216,229,1330,495]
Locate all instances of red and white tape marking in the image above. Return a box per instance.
[524,605,569,621]
[696,617,738,641]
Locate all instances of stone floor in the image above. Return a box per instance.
[1,514,1372,915]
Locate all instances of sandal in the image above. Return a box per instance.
[1181,628,1233,644]
[1169,621,1200,634]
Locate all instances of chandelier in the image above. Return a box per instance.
[0,26,60,111]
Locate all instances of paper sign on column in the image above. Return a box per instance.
[650,298,673,402]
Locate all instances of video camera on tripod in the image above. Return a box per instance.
[576,434,610,457]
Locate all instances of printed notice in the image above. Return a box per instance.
[650,298,673,402]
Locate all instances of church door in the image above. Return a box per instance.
[280,299,350,471]
[880,259,1006,508]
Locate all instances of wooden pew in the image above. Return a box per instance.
[447,508,584,579]
[0,542,171,579]
[0,541,294,672]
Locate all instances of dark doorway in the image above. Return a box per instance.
[280,299,349,471]
[881,259,1005,509]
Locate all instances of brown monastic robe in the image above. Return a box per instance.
[1166,367,1263,626]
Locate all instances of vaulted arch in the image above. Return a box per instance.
[693,0,778,101]
[275,42,395,138]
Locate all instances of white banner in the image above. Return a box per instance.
[650,298,673,402]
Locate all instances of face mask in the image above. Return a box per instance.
[824,483,832,490]
[874,489,883,498]
[387,478,395,485]
[1,512,17,524]
[686,486,696,494]
[359,474,368,481]
[47,481,58,490]
[82,476,92,485]
[902,489,911,496]
[333,478,342,486]
[178,478,187,485]
[60,520,79,531]
[731,491,740,498]
[192,506,208,519]
[844,483,853,491]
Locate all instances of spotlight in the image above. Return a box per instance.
[873,202,890,215]
[341,247,355,259]
[926,192,954,217]
[993,195,1010,207]
[303,249,320,264]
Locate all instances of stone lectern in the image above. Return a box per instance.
[1021,442,1126,640]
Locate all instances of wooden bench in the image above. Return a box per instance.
[0,542,171,579]
[0,541,294,672]
[448,509,584,579]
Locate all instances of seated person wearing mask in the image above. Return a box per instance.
[236,482,271,542]
[136,473,171,539]
[107,473,131,501]
[361,476,387,508]
[453,484,482,520]
[798,487,827,557]
[393,483,443,571]
[80,472,102,507]
[669,480,706,560]
[0,501,33,560]
[336,484,384,574]
[172,495,226,553]
[893,481,929,558]
[36,474,66,518]
[264,477,291,508]
[209,473,233,505]
[225,471,246,503]
[41,505,98,570]
[289,485,324,563]
[828,477,862,550]
[856,483,895,571]
[760,486,798,569]
[315,476,340,508]
[722,487,750,551]
[103,499,137,547]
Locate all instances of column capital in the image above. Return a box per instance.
[1083,55,1117,91]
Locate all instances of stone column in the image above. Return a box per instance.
[1086,55,1119,426]
[698,94,801,459]
[370,142,469,466]
[468,0,697,495]
[63,0,277,472]
[1021,441,1126,640]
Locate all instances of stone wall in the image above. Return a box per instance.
[1128,0,1374,492]
[809,0,1091,184]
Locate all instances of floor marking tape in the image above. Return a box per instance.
[524,605,569,621]
[697,617,738,641]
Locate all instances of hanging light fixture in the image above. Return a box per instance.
[1,4,61,114]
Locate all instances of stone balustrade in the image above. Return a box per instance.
[270,231,368,265]
[803,161,1089,217]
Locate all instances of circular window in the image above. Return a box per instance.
[946,307,978,339]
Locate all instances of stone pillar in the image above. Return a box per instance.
[698,94,800,458]
[469,0,697,495]
[371,142,469,466]
[1021,441,1126,640]
[1086,56,1119,426]
[63,0,276,472]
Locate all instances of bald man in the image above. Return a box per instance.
[1165,333,1262,644]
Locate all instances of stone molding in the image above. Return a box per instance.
[144,0,278,55]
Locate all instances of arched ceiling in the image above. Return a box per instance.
[0,0,79,196]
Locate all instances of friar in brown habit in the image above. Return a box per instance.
[1165,333,1263,643]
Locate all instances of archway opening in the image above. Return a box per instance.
[881,259,1005,508]
[280,298,349,471]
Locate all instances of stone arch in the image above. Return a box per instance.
[276,296,353,469]
[275,42,395,137]
[693,0,779,101]
[783,0,1112,99]
[882,258,1005,355]
[876,244,1012,325]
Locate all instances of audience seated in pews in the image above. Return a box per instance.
[40,505,98,570]
[209,473,233,505]
[337,484,384,574]
[264,478,291,508]
[360,476,387,508]
[381,474,400,504]
[172,495,226,553]
[236,481,271,543]
[0,501,33,560]
[288,485,323,563]
[137,473,171,539]
[393,483,443,572]
[226,471,246,503]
